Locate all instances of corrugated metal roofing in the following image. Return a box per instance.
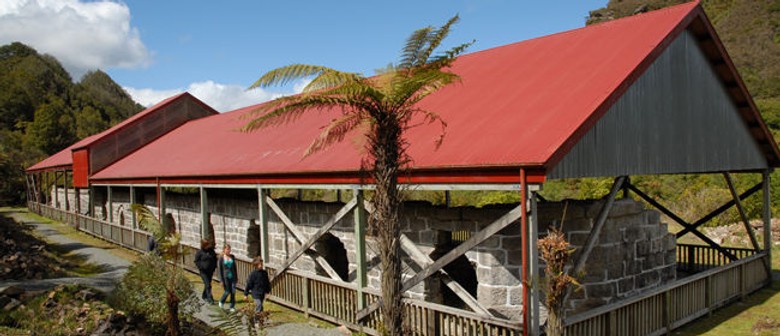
[27,133,101,172]
[79,2,777,183]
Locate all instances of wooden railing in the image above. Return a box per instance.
[31,203,771,336]
[30,203,523,336]
[677,243,758,273]
[564,252,770,335]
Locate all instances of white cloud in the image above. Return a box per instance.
[125,79,315,113]
[0,0,150,79]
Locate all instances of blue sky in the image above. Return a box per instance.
[0,0,607,111]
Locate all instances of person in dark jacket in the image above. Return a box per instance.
[194,239,217,304]
[147,235,159,255]
[244,257,271,314]
[217,244,238,311]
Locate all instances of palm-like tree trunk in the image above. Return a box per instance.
[371,113,403,336]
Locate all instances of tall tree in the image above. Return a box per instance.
[245,16,472,335]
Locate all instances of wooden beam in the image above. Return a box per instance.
[265,196,343,281]
[353,189,368,311]
[270,196,357,281]
[676,182,762,237]
[107,185,113,223]
[200,186,209,240]
[358,203,523,321]
[723,173,760,251]
[399,234,492,317]
[571,176,626,276]
[763,170,773,282]
[257,187,270,262]
[628,184,737,261]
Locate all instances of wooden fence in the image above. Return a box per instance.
[31,203,523,336]
[30,204,771,336]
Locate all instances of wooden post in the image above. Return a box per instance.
[53,171,59,208]
[763,170,772,284]
[705,275,712,316]
[257,187,270,263]
[608,310,617,336]
[529,190,540,336]
[354,189,367,312]
[159,185,166,220]
[200,186,209,240]
[107,185,114,223]
[129,186,137,228]
[303,276,311,318]
[520,169,529,336]
[64,171,70,211]
[88,186,94,217]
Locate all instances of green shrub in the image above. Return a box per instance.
[111,254,202,328]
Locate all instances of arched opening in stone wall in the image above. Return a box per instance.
[313,233,349,281]
[428,230,478,310]
[163,213,176,234]
[246,219,260,258]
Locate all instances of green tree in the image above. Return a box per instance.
[245,16,473,335]
[24,96,76,154]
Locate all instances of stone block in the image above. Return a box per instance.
[636,241,651,255]
[665,250,676,265]
[581,269,606,283]
[477,250,506,267]
[567,231,590,247]
[508,286,523,305]
[624,226,647,242]
[586,282,615,298]
[477,284,507,306]
[560,218,592,232]
[502,236,522,250]
[635,270,660,288]
[660,265,676,282]
[477,266,520,286]
[617,277,635,295]
[478,236,501,249]
[507,248,521,266]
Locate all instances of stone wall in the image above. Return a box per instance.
[50,187,676,319]
[536,198,676,315]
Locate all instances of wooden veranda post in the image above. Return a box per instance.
[763,170,772,282]
[257,187,270,263]
[529,189,540,336]
[353,189,368,311]
[200,186,209,240]
[107,186,114,223]
[520,168,529,335]
[129,186,136,228]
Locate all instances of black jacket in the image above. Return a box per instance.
[194,247,217,274]
[218,254,238,284]
[244,269,271,299]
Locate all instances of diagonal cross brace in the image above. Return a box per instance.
[628,184,737,261]
[723,173,761,251]
[265,196,343,281]
[357,204,523,321]
[676,182,762,238]
[270,196,357,281]
[399,234,493,317]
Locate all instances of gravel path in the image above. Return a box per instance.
[0,211,349,336]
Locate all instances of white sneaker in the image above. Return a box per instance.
[218,302,224,309]
[229,308,236,313]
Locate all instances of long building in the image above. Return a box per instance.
[26,2,778,335]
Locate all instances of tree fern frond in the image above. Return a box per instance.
[400,27,434,68]
[305,110,370,156]
[416,15,461,66]
[249,64,340,89]
[302,69,363,92]
[131,203,164,238]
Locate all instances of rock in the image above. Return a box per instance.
[1,285,25,298]
[76,289,98,301]
[3,298,21,311]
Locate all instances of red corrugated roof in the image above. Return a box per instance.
[85,2,777,183]
[26,133,101,172]
[26,92,218,172]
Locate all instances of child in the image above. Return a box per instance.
[244,256,271,314]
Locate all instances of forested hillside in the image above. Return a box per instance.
[0,42,143,205]
[540,1,780,225]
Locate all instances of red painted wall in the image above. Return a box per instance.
[72,149,90,188]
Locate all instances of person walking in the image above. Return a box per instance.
[244,257,271,315]
[194,239,217,304]
[218,244,238,312]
